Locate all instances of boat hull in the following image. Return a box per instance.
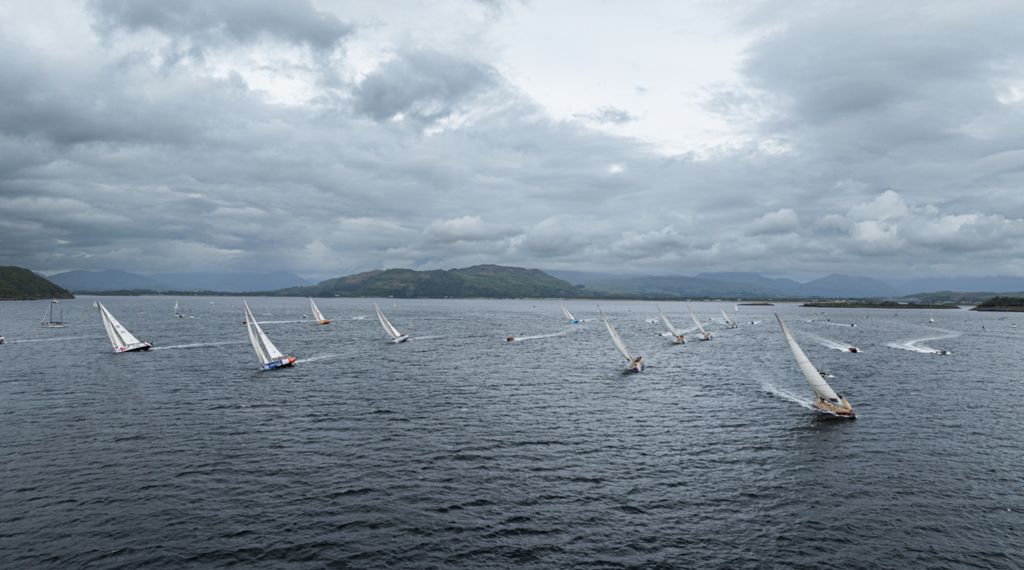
[262,356,297,370]
[317,319,331,325]
[814,399,856,418]
[115,342,152,353]
[393,335,410,343]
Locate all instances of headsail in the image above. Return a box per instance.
[775,313,840,402]
[599,307,635,362]
[374,303,404,340]
[97,302,145,351]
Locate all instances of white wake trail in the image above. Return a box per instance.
[152,341,245,351]
[808,334,859,352]
[508,329,570,342]
[886,327,960,354]
[8,335,105,344]
[295,353,341,364]
[762,382,817,411]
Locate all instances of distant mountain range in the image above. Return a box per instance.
[548,270,1024,299]
[277,265,581,298]
[0,266,74,300]
[49,270,310,293]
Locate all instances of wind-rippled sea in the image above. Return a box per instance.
[1,297,1022,568]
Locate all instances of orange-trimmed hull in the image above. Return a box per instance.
[814,398,856,418]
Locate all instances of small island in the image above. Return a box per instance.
[971,296,1024,312]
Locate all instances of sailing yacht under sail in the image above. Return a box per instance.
[775,314,855,418]
[374,303,409,343]
[97,302,152,352]
[688,306,712,340]
[658,306,685,344]
[41,300,67,328]
[174,301,183,318]
[599,307,643,372]
[562,305,581,324]
[309,298,331,325]
[244,299,296,370]
[721,310,737,329]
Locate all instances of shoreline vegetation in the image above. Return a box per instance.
[802,301,961,309]
[972,297,1024,312]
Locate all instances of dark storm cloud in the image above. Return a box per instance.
[352,50,501,124]
[3,1,1024,280]
[89,0,352,51]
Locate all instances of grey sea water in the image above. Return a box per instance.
[1,297,1022,568]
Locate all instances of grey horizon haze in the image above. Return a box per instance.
[2,0,1023,282]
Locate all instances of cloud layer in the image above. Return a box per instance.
[2,0,1023,279]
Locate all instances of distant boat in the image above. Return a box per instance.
[775,313,855,418]
[244,299,296,370]
[309,298,331,325]
[174,300,184,318]
[657,306,685,344]
[599,307,643,372]
[562,305,581,324]
[97,302,152,352]
[374,303,409,343]
[41,300,68,328]
[688,306,712,340]
[721,310,737,329]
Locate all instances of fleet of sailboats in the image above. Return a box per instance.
[775,313,856,418]
[309,298,331,325]
[244,299,297,370]
[599,307,643,372]
[374,303,409,343]
[688,306,712,341]
[97,302,152,352]
[41,300,67,328]
[658,306,685,344]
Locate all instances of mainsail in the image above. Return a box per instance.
[244,299,284,365]
[374,303,404,341]
[658,306,681,337]
[562,305,576,322]
[721,310,736,328]
[775,314,840,402]
[309,298,328,322]
[688,306,707,335]
[98,302,144,351]
[600,308,635,362]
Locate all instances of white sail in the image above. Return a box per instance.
[309,298,327,322]
[174,301,180,315]
[658,306,681,336]
[374,303,403,340]
[98,302,143,350]
[721,310,736,327]
[775,314,840,402]
[599,308,635,362]
[688,306,707,335]
[562,305,575,321]
[244,300,285,364]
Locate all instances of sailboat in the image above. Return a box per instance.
[97,302,152,352]
[309,298,331,325]
[374,303,409,343]
[721,310,737,329]
[688,306,712,340]
[562,305,581,324]
[599,307,643,372]
[174,300,183,318]
[243,299,296,370]
[775,314,855,418]
[657,306,685,344]
[41,300,68,328]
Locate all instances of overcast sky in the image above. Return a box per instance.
[2,0,1023,280]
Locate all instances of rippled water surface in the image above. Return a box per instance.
[2,297,1022,568]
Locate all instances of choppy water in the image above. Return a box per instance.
[1,297,1022,568]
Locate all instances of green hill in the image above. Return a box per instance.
[277,264,582,298]
[972,295,1024,312]
[0,267,75,300]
